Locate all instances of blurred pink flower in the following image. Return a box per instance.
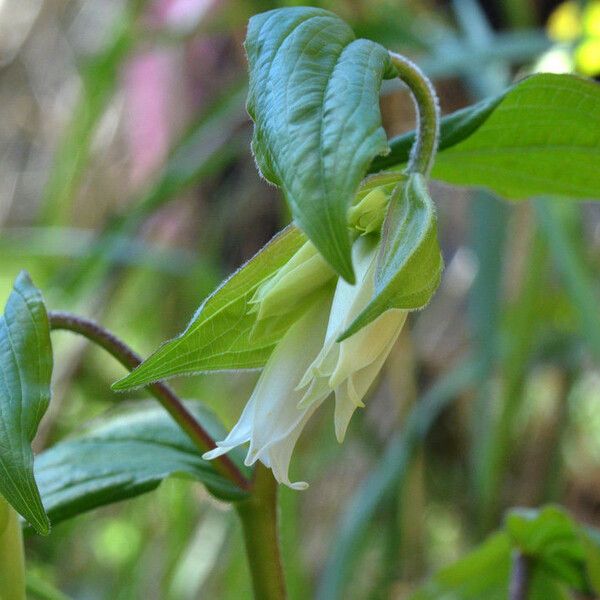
[123,50,177,188]
[151,0,218,30]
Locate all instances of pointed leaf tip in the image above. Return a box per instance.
[112,225,308,389]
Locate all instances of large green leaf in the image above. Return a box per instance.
[35,402,249,524]
[0,273,52,534]
[340,174,442,340]
[372,73,600,199]
[113,225,306,390]
[246,7,397,282]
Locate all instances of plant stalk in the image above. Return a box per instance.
[0,495,26,600]
[48,311,250,492]
[236,464,287,600]
[388,52,440,176]
[509,552,530,600]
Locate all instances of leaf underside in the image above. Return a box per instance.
[246,6,396,282]
[35,402,248,524]
[0,272,52,534]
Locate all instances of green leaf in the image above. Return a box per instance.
[372,74,600,200]
[340,174,442,340]
[246,7,396,282]
[408,529,571,600]
[112,225,306,390]
[0,272,52,534]
[35,402,249,524]
[507,506,590,593]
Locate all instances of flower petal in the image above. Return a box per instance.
[205,290,331,488]
[329,309,407,389]
[202,396,256,460]
[333,313,406,442]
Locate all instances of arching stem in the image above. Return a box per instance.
[48,311,250,492]
[389,52,440,176]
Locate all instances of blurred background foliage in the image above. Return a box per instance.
[1,0,600,598]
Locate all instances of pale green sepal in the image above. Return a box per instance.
[245,7,397,282]
[339,174,443,341]
[249,241,335,321]
[0,272,52,535]
[113,225,306,390]
[249,279,337,344]
[348,188,389,235]
[348,171,407,235]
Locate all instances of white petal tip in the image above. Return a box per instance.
[203,447,227,461]
[289,481,309,491]
[244,452,260,468]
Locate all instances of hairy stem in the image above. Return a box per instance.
[509,552,530,600]
[389,52,440,176]
[48,311,250,492]
[236,464,287,599]
[0,495,26,600]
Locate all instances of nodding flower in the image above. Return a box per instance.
[203,230,408,490]
[203,181,409,489]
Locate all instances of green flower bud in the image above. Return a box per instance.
[249,241,335,321]
[348,186,389,234]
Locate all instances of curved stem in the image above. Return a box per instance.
[236,464,287,599]
[389,52,440,176]
[0,495,26,600]
[48,311,250,492]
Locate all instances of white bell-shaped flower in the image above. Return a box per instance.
[204,237,407,489]
[203,293,332,490]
